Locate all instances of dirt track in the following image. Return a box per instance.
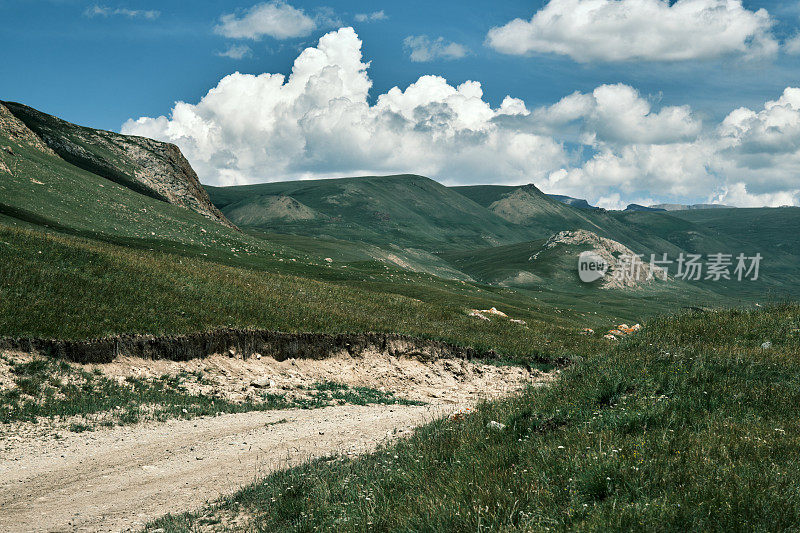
[0,351,552,531]
[0,403,447,532]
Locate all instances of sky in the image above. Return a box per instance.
[2,0,800,208]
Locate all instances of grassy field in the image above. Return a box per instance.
[0,222,622,360]
[149,304,800,531]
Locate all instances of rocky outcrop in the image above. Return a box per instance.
[0,103,57,156]
[531,229,667,289]
[1,101,236,229]
[0,329,507,365]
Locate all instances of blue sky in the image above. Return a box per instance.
[2,0,800,207]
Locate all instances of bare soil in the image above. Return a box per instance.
[0,351,553,531]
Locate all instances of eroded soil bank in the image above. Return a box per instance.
[0,345,554,532]
[0,329,511,364]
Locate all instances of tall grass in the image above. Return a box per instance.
[150,304,800,531]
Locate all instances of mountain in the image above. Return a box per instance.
[207,175,533,250]
[670,206,800,256]
[547,194,598,210]
[650,203,734,211]
[1,101,233,228]
[625,204,666,212]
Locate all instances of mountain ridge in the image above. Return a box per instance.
[1,101,234,228]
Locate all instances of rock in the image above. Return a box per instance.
[251,377,272,388]
[487,421,506,431]
[1,101,236,228]
[468,310,490,321]
[761,341,772,349]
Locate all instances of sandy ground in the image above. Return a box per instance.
[0,352,553,532]
[0,403,450,532]
[96,350,544,405]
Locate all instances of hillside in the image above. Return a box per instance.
[151,304,800,531]
[207,175,533,250]
[651,203,734,211]
[1,101,233,228]
[671,207,800,256]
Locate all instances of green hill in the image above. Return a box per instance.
[2,101,232,227]
[208,175,534,250]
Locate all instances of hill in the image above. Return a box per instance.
[150,304,800,531]
[548,194,598,209]
[651,203,734,211]
[2,101,232,227]
[207,175,533,250]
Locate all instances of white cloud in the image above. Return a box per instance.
[543,87,800,207]
[85,5,160,19]
[403,35,469,62]
[122,27,800,208]
[214,1,315,40]
[533,84,702,144]
[354,10,387,23]
[216,44,252,59]
[123,28,565,187]
[785,33,800,55]
[486,0,778,62]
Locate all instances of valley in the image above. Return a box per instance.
[2,101,800,531]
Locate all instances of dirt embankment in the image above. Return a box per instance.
[0,330,556,531]
[0,329,508,365]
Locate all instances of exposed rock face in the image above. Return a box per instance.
[531,229,667,289]
[1,101,235,229]
[0,103,57,156]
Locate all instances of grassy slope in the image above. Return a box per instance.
[207,175,533,250]
[0,223,618,359]
[673,207,800,257]
[0,111,661,346]
[152,304,800,532]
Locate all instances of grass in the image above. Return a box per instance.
[0,222,620,361]
[148,303,800,531]
[0,356,420,429]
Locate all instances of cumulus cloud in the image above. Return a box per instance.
[486,0,778,62]
[123,28,564,187]
[85,4,160,19]
[543,87,800,207]
[216,44,252,59]
[403,35,469,62]
[533,84,702,145]
[122,27,799,208]
[354,10,387,23]
[214,1,315,40]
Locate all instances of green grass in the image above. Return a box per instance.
[207,175,533,250]
[0,222,621,360]
[0,356,421,428]
[148,304,800,531]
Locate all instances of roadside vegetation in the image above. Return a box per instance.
[0,354,419,430]
[150,304,800,531]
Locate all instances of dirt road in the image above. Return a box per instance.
[0,403,448,532]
